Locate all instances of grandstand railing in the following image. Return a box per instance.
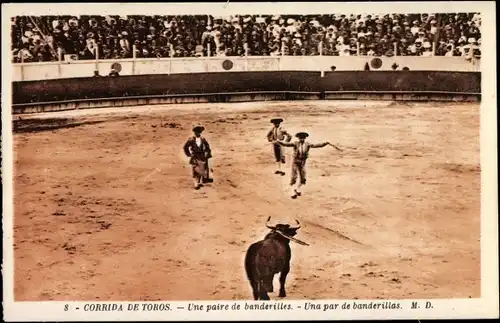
[13,48,481,82]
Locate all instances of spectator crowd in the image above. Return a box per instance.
[12,13,481,62]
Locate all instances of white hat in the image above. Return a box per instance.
[287,18,295,24]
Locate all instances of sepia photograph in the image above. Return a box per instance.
[2,1,498,321]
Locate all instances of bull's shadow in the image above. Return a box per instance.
[244,216,308,301]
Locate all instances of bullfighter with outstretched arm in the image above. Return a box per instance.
[183,125,213,190]
[266,118,292,175]
[274,132,333,199]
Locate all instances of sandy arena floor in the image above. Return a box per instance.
[12,100,481,301]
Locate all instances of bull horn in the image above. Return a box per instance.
[290,219,301,230]
[266,216,276,229]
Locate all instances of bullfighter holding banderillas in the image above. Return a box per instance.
[274,132,343,199]
[267,118,292,175]
[183,125,213,190]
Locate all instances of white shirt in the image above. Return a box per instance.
[340,50,351,56]
[119,39,130,51]
[195,137,202,147]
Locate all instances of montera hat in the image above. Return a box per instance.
[296,132,309,138]
[192,125,205,132]
[270,118,284,124]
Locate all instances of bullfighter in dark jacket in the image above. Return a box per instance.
[183,125,213,189]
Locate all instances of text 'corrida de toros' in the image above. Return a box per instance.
[83,303,172,311]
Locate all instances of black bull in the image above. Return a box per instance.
[244,217,302,300]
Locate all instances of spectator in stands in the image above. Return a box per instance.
[11,13,482,62]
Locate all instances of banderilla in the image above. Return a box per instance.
[328,143,343,152]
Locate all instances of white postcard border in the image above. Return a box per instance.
[2,1,498,321]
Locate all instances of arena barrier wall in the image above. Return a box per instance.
[13,55,480,82]
[12,71,481,114]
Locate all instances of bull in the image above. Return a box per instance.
[244,216,305,300]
